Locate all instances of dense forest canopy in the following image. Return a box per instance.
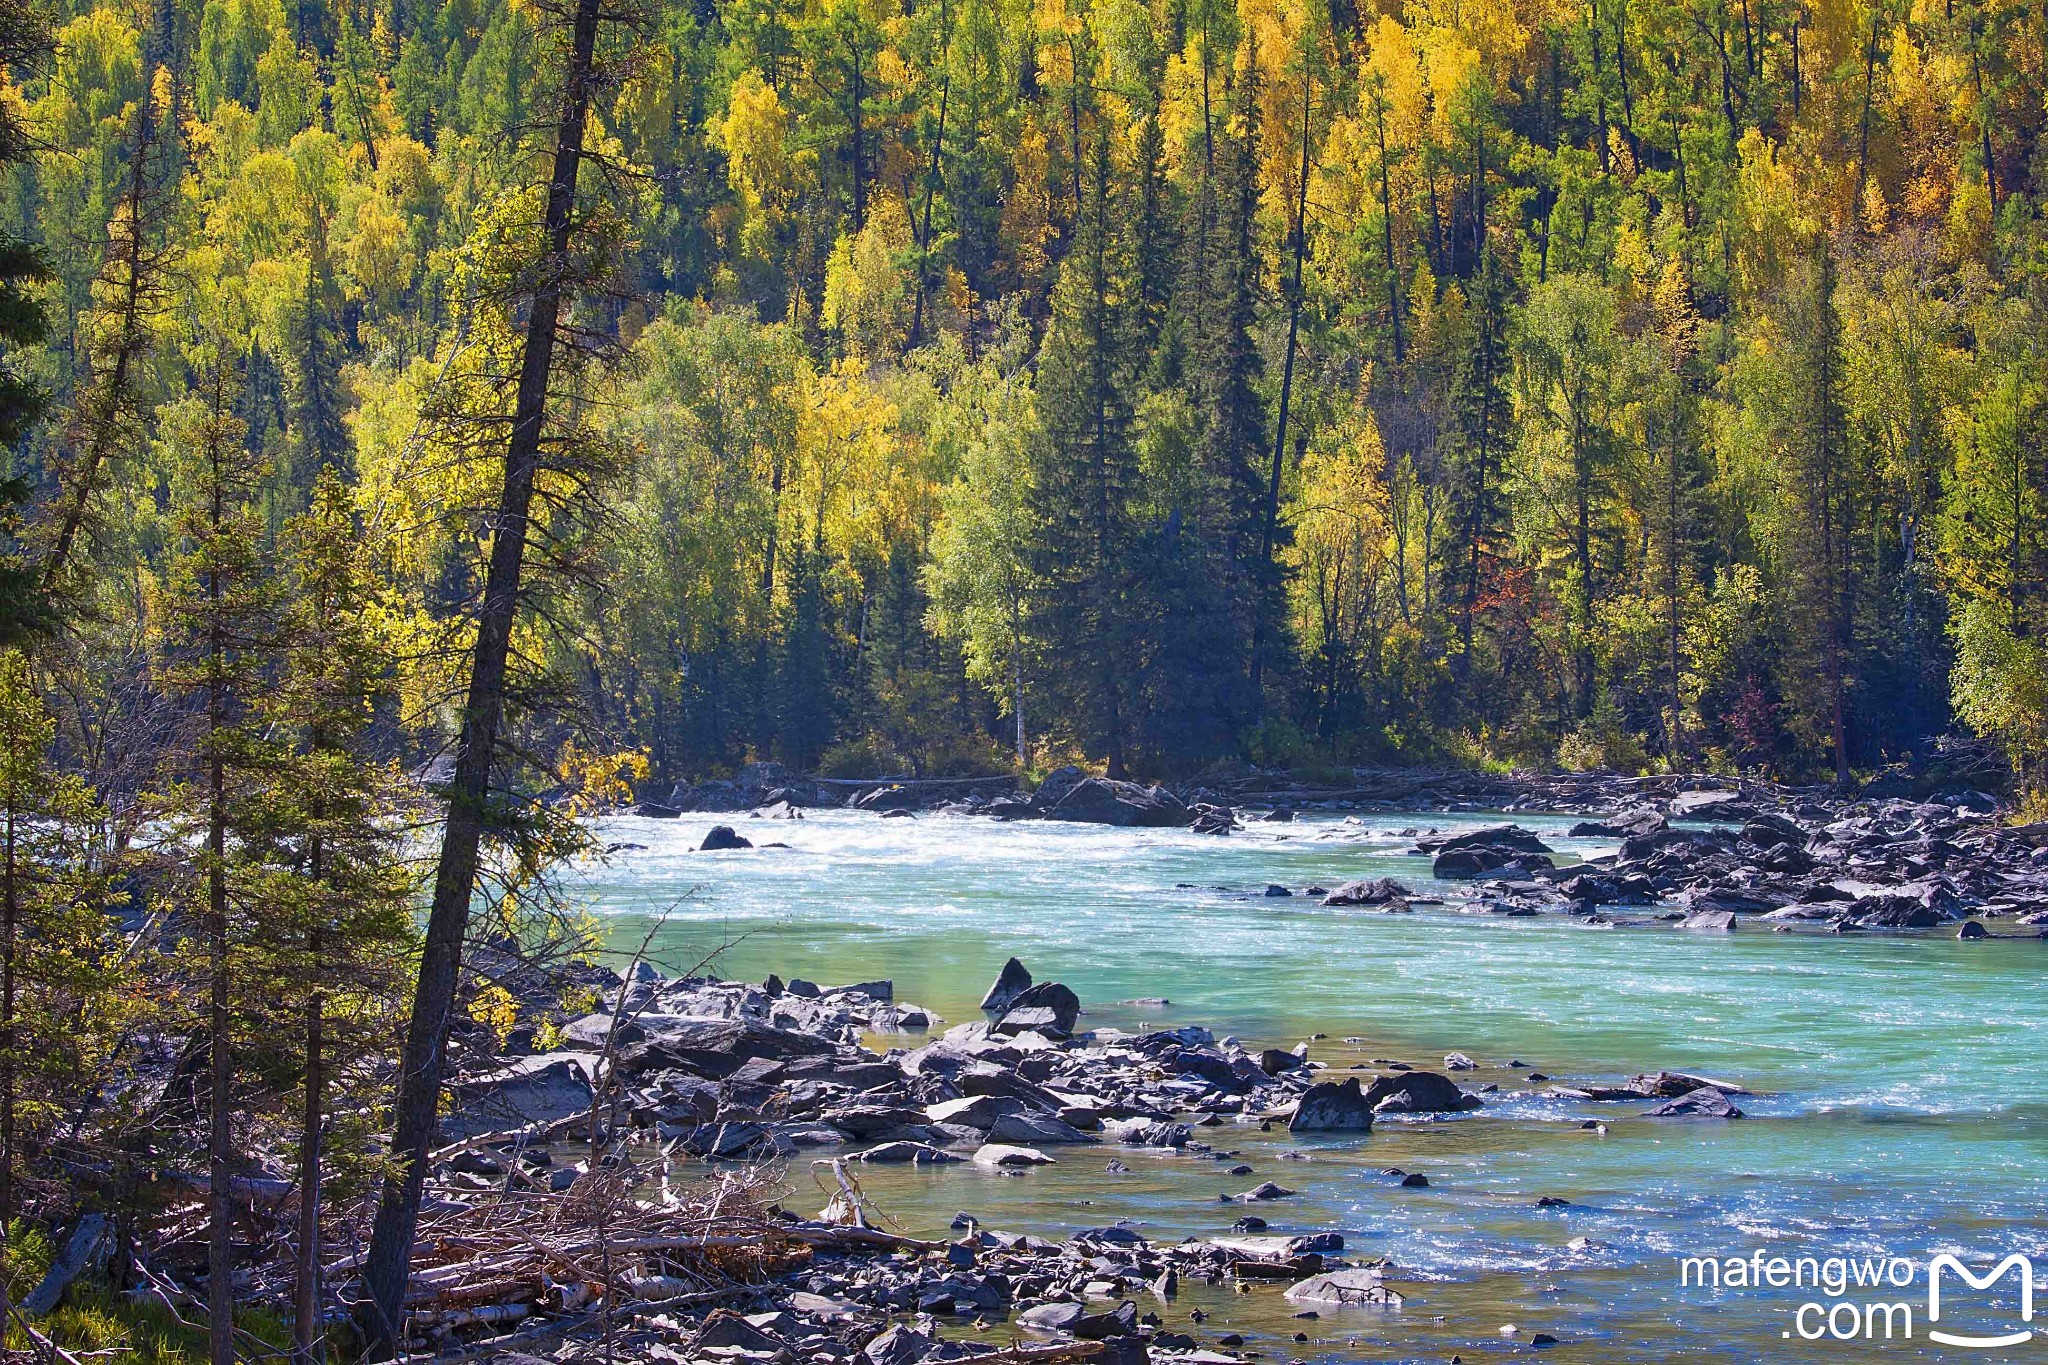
[2,0,2047,796]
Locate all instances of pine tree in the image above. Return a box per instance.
[1444,252,1512,681]
[0,0,50,645]
[1028,130,1141,775]
[42,61,178,594]
[0,649,120,1314]
[267,470,414,1365]
[1777,239,1860,787]
[1197,69,1271,707]
[363,0,624,1337]
[155,352,278,1365]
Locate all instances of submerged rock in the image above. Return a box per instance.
[1644,1086,1745,1119]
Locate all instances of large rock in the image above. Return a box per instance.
[1568,810,1667,839]
[995,982,1081,1037]
[1283,1268,1401,1307]
[1362,1070,1481,1114]
[972,1143,1056,1166]
[857,1141,962,1164]
[1040,777,1188,828]
[1031,765,1091,809]
[1645,1086,1745,1119]
[987,1112,1098,1145]
[444,1053,595,1138]
[1288,1077,1375,1132]
[1619,827,1732,863]
[1425,824,1554,856]
[1669,790,1756,822]
[1434,846,1554,878]
[699,825,753,851]
[1322,878,1411,906]
[980,957,1034,1014]
[609,1016,837,1077]
[1850,895,1946,929]
[1018,1302,1086,1333]
[925,1094,1030,1130]
[864,1322,943,1365]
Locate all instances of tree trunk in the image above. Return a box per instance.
[43,96,156,591]
[361,0,605,1348]
[1,787,16,1242]
[207,465,234,1365]
[1372,88,1402,363]
[1253,72,1313,702]
[294,828,324,1365]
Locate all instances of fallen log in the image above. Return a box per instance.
[23,1215,110,1316]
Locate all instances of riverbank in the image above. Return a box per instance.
[412,959,1743,1364]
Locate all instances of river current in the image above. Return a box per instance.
[569,808,2048,1362]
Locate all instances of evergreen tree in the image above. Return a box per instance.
[0,0,50,645]
[265,470,414,1365]
[0,649,121,1302]
[155,353,278,1365]
[1028,131,1141,775]
[1776,240,1860,787]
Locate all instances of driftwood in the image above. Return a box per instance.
[22,1215,111,1316]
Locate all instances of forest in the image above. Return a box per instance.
[0,0,2042,1350]
[6,0,2048,798]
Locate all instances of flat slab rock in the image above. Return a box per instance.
[1284,1267,1404,1307]
[1645,1085,1746,1118]
[972,1143,1056,1166]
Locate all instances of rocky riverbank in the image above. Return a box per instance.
[404,953,1787,1365]
[1324,785,2048,936]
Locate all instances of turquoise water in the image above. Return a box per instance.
[572,809,2048,1362]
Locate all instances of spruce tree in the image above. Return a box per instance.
[1028,130,1140,775]
[0,0,50,645]
[156,353,278,1365]
[0,649,120,1310]
[266,470,414,1365]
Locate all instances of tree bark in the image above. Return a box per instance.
[1253,71,1313,702]
[360,0,604,1348]
[207,441,233,1365]
[294,830,324,1365]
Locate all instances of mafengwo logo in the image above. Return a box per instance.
[1927,1254,2034,1349]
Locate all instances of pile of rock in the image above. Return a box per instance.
[1411,791,2048,938]
[431,959,1475,1364]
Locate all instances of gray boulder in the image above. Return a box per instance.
[1363,1070,1481,1114]
[1645,1086,1745,1119]
[1040,777,1188,827]
[987,1112,1098,1145]
[995,981,1081,1036]
[443,1053,594,1138]
[980,957,1033,1014]
[1322,878,1411,906]
[699,825,752,851]
[1289,1077,1375,1132]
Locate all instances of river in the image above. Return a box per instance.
[569,807,2048,1362]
